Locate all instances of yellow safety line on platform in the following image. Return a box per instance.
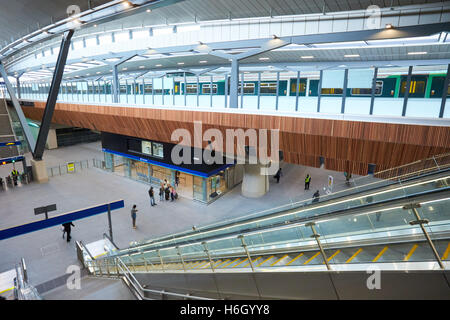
[373,246,388,262]
[232,258,248,268]
[211,260,222,267]
[324,250,341,263]
[243,256,261,267]
[346,248,362,263]
[194,261,209,269]
[303,252,320,265]
[271,254,288,267]
[215,259,230,268]
[404,244,418,261]
[221,258,240,269]
[0,287,14,294]
[256,255,274,267]
[286,253,304,266]
[442,243,450,260]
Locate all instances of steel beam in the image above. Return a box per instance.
[439,64,450,118]
[224,74,228,108]
[341,69,348,114]
[275,71,280,111]
[317,70,323,113]
[240,72,244,108]
[402,66,413,117]
[257,72,261,110]
[295,71,300,111]
[0,61,36,152]
[369,67,378,115]
[184,72,187,106]
[33,29,74,160]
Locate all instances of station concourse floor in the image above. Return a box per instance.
[0,141,363,288]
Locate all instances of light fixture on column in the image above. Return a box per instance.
[385,24,393,29]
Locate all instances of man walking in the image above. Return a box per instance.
[149,187,156,206]
[305,174,311,190]
[131,205,138,229]
[274,168,282,183]
[62,222,75,242]
[312,190,320,203]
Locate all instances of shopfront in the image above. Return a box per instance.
[101,132,234,204]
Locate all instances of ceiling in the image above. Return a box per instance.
[0,0,443,46]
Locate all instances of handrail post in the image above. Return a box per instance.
[404,203,444,269]
[144,257,149,272]
[306,222,331,270]
[157,250,165,271]
[238,235,255,272]
[432,156,440,171]
[176,246,187,272]
[202,242,215,272]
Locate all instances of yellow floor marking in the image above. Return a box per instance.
[324,250,341,264]
[346,248,363,263]
[256,255,274,267]
[0,287,14,294]
[373,246,389,262]
[242,256,261,267]
[404,244,418,261]
[286,253,304,266]
[211,260,222,267]
[442,243,450,260]
[188,261,201,268]
[193,261,209,269]
[214,259,230,268]
[303,252,321,265]
[270,254,288,267]
[220,258,240,269]
[232,258,249,268]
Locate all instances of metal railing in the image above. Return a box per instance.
[13,258,42,300]
[84,257,212,300]
[47,158,93,177]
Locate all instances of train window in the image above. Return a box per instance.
[238,83,255,94]
[291,82,306,93]
[351,81,383,96]
[321,88,343,95]
[202,84,217,94]
[119,85,127,94]
[400,80,426,94]
[186,84,198,94]
[260,82,277,94]
[144,84,152,94]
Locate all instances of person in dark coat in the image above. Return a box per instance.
[312,190,320,203]
[62,222,75,242]
[274,168,282,183]
[165,185,170,200]
[149,187,156,206]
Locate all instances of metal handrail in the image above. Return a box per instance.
[103,233,120,250]
[91,257,213,300]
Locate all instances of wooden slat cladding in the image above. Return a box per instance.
[23,102,450,176]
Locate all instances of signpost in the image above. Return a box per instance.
[34,204,57,220]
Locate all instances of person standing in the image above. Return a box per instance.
[170,186,175,201]
[62,222,75,242]
[159,184,164,201]
[274,168,282,183]
[131,205,138,229]
[149,187,156,206]
[305,174,311,190]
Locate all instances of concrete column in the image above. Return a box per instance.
[46,128,58,150]
[241,163,269,198]
[230,59,239,108]
[31,159,49,183]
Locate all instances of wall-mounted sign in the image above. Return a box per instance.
[67,162,75,173]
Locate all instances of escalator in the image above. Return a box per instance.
[79,165,450,299]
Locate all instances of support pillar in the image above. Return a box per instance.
[241,163,269,198]
[230,59,239,108]
[31,159,49,183]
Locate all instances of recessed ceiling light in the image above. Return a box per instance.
[93,24,97,28]
[301,56,314,59]
[407,51,427,55]
[155,64,162,67]
[199,60,207,63]
[96,71,101,74]
[177,62,185,65]
[259,57,270,61]
[146,9,151,13]
[122,67,127,70]
[123,1,131,8]
[385,24,393,29]
[344,54,360,58]
[139,65,145,69]
[86,73,90,76]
